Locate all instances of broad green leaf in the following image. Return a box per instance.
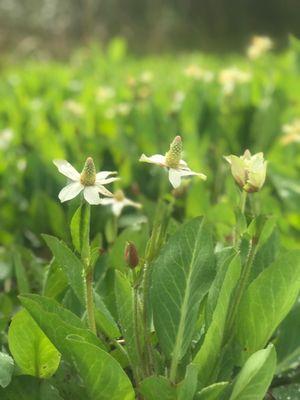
[276,298,300,373]
[0,376,63,400]
[194,255,241,386]
[196,382,229,400]
[70,205,82,253]
[43,234,86,305]
[177,363,199,400]
[151,217,215,365]
[139,376,177,400]
[94,292,120,338]
[43,260,68,299]
[236,250,300,358]
[19,294,106,360]
[115,271,140,372]
[0,352,14,388]
[8,309,60,378]
[66,338,135,400]
[13,252,30,294]
[229,345,276,400]
[272,383,300,399]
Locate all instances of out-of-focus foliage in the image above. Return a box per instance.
[0,37,299,255]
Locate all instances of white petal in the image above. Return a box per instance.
[53,160,80,181]
[169,168,182,188]
[99,198,115,205]
[83,186,102,205]
[112,202,124,217]
[96,177,120,185]
[96,184,113,197]
[123,198,142,209]
[96,171,117,180]
[179,168,207,180]
[139,154,166,166]
[58,182,83,202]
[179,159,187,167]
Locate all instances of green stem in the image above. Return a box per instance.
[86,268,97,334]
[240,190,247,215]
[81,203,97,334]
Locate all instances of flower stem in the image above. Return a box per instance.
[81,203,97,334]
[240,190,247,214]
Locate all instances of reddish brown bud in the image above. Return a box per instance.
[124,242,139,269]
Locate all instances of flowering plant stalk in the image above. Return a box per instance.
[2,140,300,400]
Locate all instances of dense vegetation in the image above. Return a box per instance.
[0,37,299,399]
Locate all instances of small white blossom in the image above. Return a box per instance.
[53,157,119,205]
[140,136,207,189]
[184,65,214,82]
[101,190,142,217]
[281,119,300,145]
[224,150,267,193]
[64,100,85,116]
[0,129,14,150]
[247,36,273,60]
[96,86,116,103]
[219,67,251,95]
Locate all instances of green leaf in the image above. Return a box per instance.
[151,217,215,366]
[0,376,63,400]
[139,376,177,400]
[94,292,120,338]
[177,363,199,400]
[43,234,86,305]
[13,252,30,294]
[193,255,241,386]
[272,383,300,399]
[8,309,60,378]
[70,205,82,253]
[229,344,276,400]
[66,338,135,400]
[196,382,229,400]
[0,352,14,388]
[236,250,300,358]
[43,260,68,299]
[19,294,106,360]
[276,298,300,373]
[115,271,140,371]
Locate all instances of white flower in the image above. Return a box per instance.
[96,86,116,103]
[64,100,85,116]
[224,150,267,193]
[281,119,300,145]
[101,190,141,216]
[139,136,207,189]
[184,65,214,82]
[247,36,273,60]
[53,157,119,205]
[219,67,251,95]
[0,129,13,150]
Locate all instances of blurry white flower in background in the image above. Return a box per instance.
[101,189,141,217]
[0,129,14,151]
[281,119,300,145]
[96,86,116,103]
[53,157,119,205]
[247,36,273,60]
[219,67,251,95]
[64,100,85,116]
[139,71,153,84]
[170,91,186,113]
[184,65,214,82]
[140,136,206,188]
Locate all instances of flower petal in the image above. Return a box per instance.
[139,154,166,166]
[53,160,80,181]
[96,171,117,181]
[179,168,207,180]
[97,177,120,185]
[100,198,115,205]
[58,182,83,202]
[96,184,114,197]
[83,186,102,205]
[225,155,246,187]
[124,199,142,209]
[169,168,182,188]
[112,202,124,217]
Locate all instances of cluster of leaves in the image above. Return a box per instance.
[0,37,300,400]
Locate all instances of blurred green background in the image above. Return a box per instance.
[0,1,299,256]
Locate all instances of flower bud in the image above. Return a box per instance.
[165,136,182,168]
[80,157,96,186]
[224,150,267,193]
[124,242,139,269]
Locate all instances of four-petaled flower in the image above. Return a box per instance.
[139,136,206,188]
[53,157,119,205]
[224,150,267,193]
[100,189,142,216]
